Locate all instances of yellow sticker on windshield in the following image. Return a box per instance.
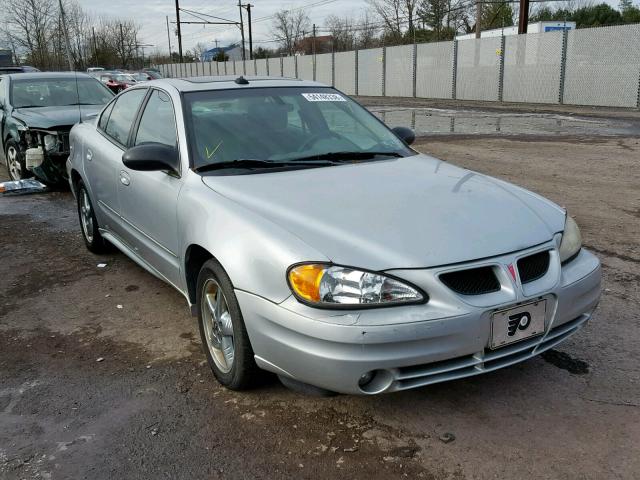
[205,141,222,159]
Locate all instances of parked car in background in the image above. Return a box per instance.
[0,66,40,74]
[0,72,113,184]
[142,68,162,79]
[87,67,105,73]
[99,73,137,93]
[131,72,152,82]
[67,77,600,395]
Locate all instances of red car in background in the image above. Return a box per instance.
[99,73,137,93]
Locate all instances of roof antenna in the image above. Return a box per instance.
[235,76,249,85]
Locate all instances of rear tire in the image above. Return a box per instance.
[76,179,111,254]
[196,259,261,390]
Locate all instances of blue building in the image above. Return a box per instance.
[201,44,248,62]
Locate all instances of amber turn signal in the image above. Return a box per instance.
[288,264,326,303]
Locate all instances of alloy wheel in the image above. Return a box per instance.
[7,146,22,181]
[201,278,235,374]
[79,189,94,243]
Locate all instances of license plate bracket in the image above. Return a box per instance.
[490,300,547,349]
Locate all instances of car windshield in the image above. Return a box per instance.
[115,74,135,82]
[11,77,114,108]
[184,87,413,171]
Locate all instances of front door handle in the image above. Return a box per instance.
[86,149,93,161]
[119,171,131,186]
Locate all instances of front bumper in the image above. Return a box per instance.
[238,246,601,395]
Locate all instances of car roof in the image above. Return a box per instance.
[148,76,329,93]
[4,71,95,80]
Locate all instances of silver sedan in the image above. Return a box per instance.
[67,76,601,395]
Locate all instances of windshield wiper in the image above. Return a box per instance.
[194,158,337,173]
[289,151,404,162]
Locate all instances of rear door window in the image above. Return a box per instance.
[103,88,147,146]
[98,101,115,131]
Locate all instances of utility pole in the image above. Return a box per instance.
[312,23,317,56]
[175,0,183,62]
[312,23,317,80]
[475,0,483,38]
[57,0,74,71]
[166,16,172,58]
[242,3,253,60]
[518,0,530,34]
[92,27,98,66]
[238,1,246,61]
[119,23,125,68]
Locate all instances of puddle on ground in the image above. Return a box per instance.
[541,349,590,375]
[371,107,640,137]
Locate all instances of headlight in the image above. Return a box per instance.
[43,134,58,152]
[287,263,426,308]
[559,215,582,264]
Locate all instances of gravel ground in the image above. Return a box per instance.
[1,100,639,480]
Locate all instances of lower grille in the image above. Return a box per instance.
[518,251,550,284]
[394,314,589,391]
[440,266,500,296]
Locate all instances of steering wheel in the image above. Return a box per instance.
[298,131,341,152]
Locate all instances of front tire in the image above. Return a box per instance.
[196,259,260,390]
[5,140,31,181]
[76,179,110,253]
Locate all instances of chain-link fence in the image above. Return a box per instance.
[156,23,640,109]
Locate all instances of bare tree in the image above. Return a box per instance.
[357,12,382,48]
[325,15,356,51]
[367,0,419,43]
[192,42,208,61]
[272,9,310,56]
[2,0,56,69]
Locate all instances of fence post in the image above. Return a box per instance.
[355,49,359,96]
[636,68,640,109]
[331,51,336,87]
[295,55,298,78]
[412,43,418,98]
[452,40,458,100]
[382,46,387,97]
[498,35,506,102]
[313,53,317,81]
[280,56,284,77]
[558,28,569,104]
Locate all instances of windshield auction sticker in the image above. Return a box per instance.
[301,93,347,102]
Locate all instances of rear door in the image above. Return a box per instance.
[84,88,147,236]
[117,88,183,287]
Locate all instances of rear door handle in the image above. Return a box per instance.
[119,171,131,186]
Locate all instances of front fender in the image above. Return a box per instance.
[178,173,329,304]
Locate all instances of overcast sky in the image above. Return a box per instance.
[82,0,371,54]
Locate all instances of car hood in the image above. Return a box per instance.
[201,154,565,270]
[12,105,103,130]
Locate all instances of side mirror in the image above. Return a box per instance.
[392,126,415,146]
[122,143,179,173]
